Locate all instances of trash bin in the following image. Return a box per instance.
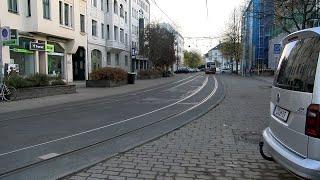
[127,73,136,84]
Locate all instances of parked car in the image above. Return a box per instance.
[261,27,320,179]
[174,67,190,74]
[221,68,232,74]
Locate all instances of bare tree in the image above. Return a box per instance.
[274,0,320,33]
[220,8,243,74]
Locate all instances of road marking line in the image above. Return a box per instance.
[38,153,60,160]
[166,76,201,91]
[0,76,209,157]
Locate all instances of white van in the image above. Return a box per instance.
[261,27,320,179]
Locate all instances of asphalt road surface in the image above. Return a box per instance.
[0,73,224,180]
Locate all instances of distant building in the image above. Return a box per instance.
[159,23,184,71]
[206,44,230,69]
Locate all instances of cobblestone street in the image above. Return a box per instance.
[65,75,296,180]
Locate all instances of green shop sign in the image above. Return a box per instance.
[45,44,54,53]
[11,48,33,54]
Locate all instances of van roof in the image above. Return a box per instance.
[283,27,320,46]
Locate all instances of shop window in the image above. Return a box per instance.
[9,37,35,76]
[91,49,102,70]
[47,42,65,78]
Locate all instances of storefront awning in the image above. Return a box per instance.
[10,48,34,54]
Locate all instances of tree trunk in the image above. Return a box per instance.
[236,61,239,74]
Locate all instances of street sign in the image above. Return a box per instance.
[274,44,281,54]
[131,48,136,59]
[2,29,19,46]
[0,27,10,41]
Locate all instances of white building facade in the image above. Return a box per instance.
[159,23,184,71]
[207,45,230,69]
[130,0,150,71]
[87,0,131,74]
[0,0,87,82]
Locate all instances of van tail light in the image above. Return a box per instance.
[306,104,320,138]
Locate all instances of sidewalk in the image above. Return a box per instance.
[251,75,274,84]
[0,74,190,114]
[64,75,295,180]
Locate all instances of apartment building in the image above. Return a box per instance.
[0,0,87,82]
[159,23,184,71]
[87,0,131,73]
[130,0,150,71]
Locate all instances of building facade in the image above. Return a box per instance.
[87,0,131,75]
[241,0,274,74]
[0,0,87,82]
[130,0,150,71]
[207,44,230,69]
[159,23,184,71]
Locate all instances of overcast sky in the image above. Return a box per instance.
[150,0,245,54]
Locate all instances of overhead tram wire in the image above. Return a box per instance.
[149,0,179,29]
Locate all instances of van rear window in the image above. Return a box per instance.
[275,37,320,93]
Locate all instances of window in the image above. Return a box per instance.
[114,26,118,41]
[80,14,85,32]
[64,3,69,26]
[107,25,110,40]
[101,23,105,39]
[125,33,128,45]
[116,54,120,66]
[125,55,128,66]
[107,52,111,65]
[91,49,102,70]
[275,37,320,93]
[8,0,18,13]
[114,0,118,14]
[43,0,50,19]
[27,0,31,16]
[59,1,63,24]
[101,0,104,10]
[92,20,97,36]
[120,28,124,43]
[120,4,124,18]
[125,11,127,23]
[93,0,97,7]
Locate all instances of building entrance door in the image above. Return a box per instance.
[73,47,86,81]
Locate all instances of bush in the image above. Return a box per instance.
[138,69,162,79]
[90,67,128,82]
[26,73,50,87]
[5,73,66,89]
[5,74,33,89]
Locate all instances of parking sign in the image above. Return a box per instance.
[0,27,10,41]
